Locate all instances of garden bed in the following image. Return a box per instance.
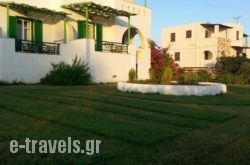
[117,82,227,96]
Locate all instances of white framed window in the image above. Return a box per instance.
[17,18,32,40]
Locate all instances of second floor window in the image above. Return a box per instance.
[205,30,211,38]
[186,30,192,38]
[170,33,175,42]
[174,52,180,61]
[236,31,240,40]
[17,18,32,40]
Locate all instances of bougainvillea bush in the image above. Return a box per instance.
[148,39,179,84]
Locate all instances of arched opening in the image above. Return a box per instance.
[122,27,146,79]
[122,27,145,48]
[204,50,213,60]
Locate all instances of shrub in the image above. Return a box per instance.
[233,75,246,85]
[149,67,162,84]
[215,56,250,84]
[173,68,185,81]
[161,67,173,84]
[182,72,199,85]
[40,56,91,85]
[215,72,245,85]
[216,56,249,74]
[239,62,250,84]
[128,68,136,82]
[197,70,213,82]
[215,72,233,84]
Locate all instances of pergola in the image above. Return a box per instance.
[0,1,139,44]
[0,2,69,43]
[62,2,137,44]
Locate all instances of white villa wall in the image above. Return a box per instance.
[0,38,145,83]
[50,21,67,43]
[88,40,134,82]
[0,38,89,83]
[60,39,89,62]
[137,48,150,79]
[0,38,74,83]
[43,24,57,43]
[86,40,149,83]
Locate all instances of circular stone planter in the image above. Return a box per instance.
[117,82,227,96]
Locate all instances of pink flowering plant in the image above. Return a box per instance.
[148,39,179,84]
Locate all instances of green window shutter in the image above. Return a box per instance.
[9,16,17,38]
[34,20,43,43]
[77,20,86,39]
[96,23,103,51]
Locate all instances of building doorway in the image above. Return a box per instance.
[122,27,145,79]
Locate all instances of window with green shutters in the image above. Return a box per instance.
[77,20,86,39]
[96,23,103,51]
[8,16,44,52]
[8,16,43,43]
[34,20,43,43]
[9,16,17,38]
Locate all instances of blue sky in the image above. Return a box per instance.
[135,0,250,45]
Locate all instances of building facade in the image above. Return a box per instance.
[162,22,250,68]
[0,0,151,83]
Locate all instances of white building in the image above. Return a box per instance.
[162,22,250,68]
[0,0,151,83]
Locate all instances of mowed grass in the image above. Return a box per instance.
[0,84,250,164]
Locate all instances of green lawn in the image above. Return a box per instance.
[0,84,250,164]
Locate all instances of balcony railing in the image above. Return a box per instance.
[15,39,60,55]
[95,41,128,54]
